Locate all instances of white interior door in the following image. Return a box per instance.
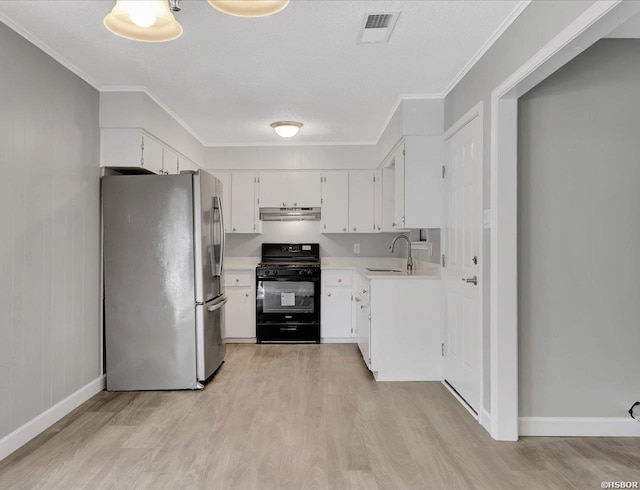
[443,114,482,413]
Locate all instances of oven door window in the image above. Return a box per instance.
[258,281,315,314]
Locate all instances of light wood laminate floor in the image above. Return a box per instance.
[1,344,639,489]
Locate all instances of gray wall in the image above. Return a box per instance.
[518,39,640,417]
[444,0,596,414]
[0,22,101,440]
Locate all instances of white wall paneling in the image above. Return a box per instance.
[0,21,102,457]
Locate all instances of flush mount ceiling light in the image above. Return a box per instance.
[208,0,290,18]
[271,121,303,138]
[104,0,183,42]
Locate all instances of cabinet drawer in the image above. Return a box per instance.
[226,272,252,287]
[322,271,352,287]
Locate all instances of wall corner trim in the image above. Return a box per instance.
[0,375,106,462]
[519,417,640,437]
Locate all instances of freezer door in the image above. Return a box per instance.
[102,174,198,390]
[196,296,227,381]
[194,170,224,303]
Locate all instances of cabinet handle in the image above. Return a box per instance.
[362,289,367,294]
[235,278,239,282]
[353,227,356,231]
[233,228,236,232]
[245,293,249,297]
[283,202,286,206]
[324,224,326,230]
[338,279,342,283]
[343,228,347,232]
[294,202,297,206]
[327,293,332,297]
[355,297,361,303]
[392,222,396,227]
[360,304,368,310]
[377,226,381,230]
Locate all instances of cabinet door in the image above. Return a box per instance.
[381,166,396,232]
[178,158,199,172]
[291,172,322,207]
[141,135,163,175]
[373,170,382,232]
[210,171,232,233]
[101,130,144,168]
[356,297,371,368]
[225,286,256,339]
[348,171,375,233]
[393,144,405,229]
[162,148,179,175]
[259,172,291,207]
[321,172,349,233]
[231,173,258,233]
[321,287,352,339]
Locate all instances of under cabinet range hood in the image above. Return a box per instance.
[259,207,321,222]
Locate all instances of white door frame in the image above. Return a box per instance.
[490,0,640,441]
[442,102,485,425]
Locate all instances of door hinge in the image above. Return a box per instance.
[320,198,323,204]
[402,147,406,157]
[442,254,446,268]
[441,343,446,357]
[257,198,260,205]
[373,175,376,182]
[442,165,446,179]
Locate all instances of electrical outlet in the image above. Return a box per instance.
[354,243,361,254]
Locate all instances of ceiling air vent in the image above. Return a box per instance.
[358,12,400,44]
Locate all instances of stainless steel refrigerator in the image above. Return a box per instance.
[102,170,227,390]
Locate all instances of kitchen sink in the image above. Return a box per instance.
[365,268,402,273]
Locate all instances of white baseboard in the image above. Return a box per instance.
[321,338,357,344]
[519,417,640,437]
[0,375,105,462]
[480,407,492,434]
[225,338,257,344]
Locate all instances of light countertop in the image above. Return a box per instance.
[225,256,440,280]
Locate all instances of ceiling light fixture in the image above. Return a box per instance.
[208,0,290,18]
[271,121,303,138]
[104,0,183,42]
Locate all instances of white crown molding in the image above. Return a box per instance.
[0,1,529,148]
[0,11,100,89]
[100,86,209,147]
[442,0,532,97]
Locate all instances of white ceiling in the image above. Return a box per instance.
[0,0,527,146]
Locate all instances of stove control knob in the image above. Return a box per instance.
[307,270,313,276]
[299,270,305,276]
[274,270,279,276]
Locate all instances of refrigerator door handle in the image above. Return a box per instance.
[206,296,228,312]
[218,196,226,276]
[211,196,224,277]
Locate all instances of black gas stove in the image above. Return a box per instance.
[256,244,321,343]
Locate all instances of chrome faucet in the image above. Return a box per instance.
[389,234,413,272]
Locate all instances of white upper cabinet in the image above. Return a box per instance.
[348,171,375,233]
[259,172,321,208]
[231,172,261,233]
[321,172,349,233]
[178,158,199,173]
[393,144,406,229]
[209,171,231,233]
[162,147,179,175]
[290,172,321,207]
[373,170,382,232]
[101,129,164,175]
[259,172,290,207]
[381,166,396,232]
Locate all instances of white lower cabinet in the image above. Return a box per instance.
[355,273,442,381]
[224,271,256,342]
[321,270,353,341]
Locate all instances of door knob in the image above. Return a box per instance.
[462,276,478,286]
